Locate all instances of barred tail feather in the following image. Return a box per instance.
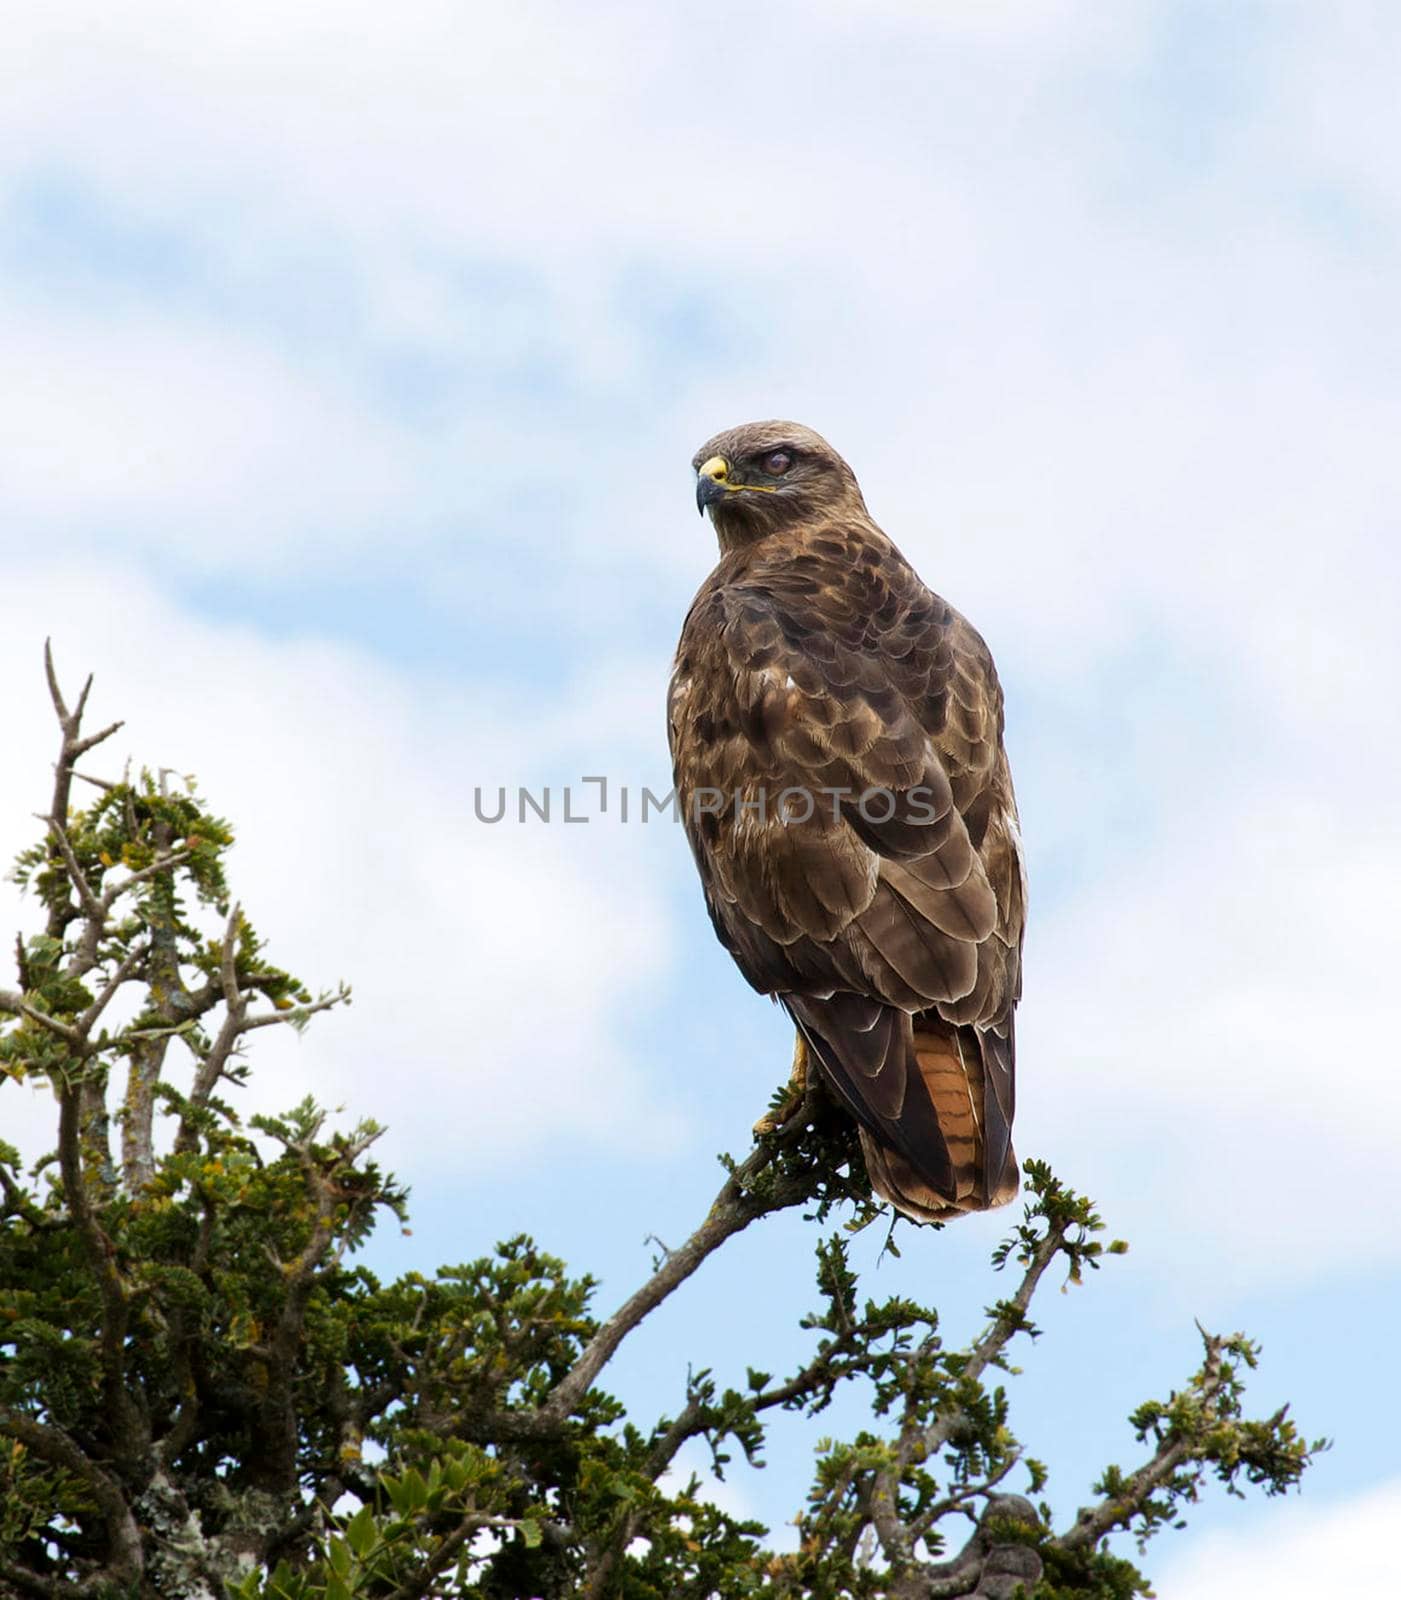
[861,1023,1018,1223]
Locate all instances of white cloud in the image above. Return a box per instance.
[1021,785,1401,1294]
[0,1,1151,260]
[1156,1481,1401,1599]
[0,296,423,555]
[0,568,681,1174]
[0,0,1166,575]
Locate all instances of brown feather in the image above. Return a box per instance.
[670,420,1027,1221]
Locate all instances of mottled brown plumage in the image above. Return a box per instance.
[668,421,1026,1221]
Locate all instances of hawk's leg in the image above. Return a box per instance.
[753,1033,811,1137]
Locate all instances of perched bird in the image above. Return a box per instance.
[668,421,1026,1221]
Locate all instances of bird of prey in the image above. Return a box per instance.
[668,421,1026,1221]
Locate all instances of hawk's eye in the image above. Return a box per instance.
[762,450,794,476]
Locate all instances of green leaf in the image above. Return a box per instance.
[327,1536,350,1579]
[345,1506,377,1559]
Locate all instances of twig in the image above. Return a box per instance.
[961,1220,1066,1390]
[0,1166,56,1231]
[0,990,85,1048]
[42,644,123,873]
[99,849,195,911]
[36,814,103,923]
[55,1085,147,1471]
[77,941,148,1038]
[0,1409,143,1594]
[382,1512,553,1600]
[858,1212,1070,1590]
[1055,1332,1230,1552]
[173,906,246,1153]
[546,1085,825,1422]
[247,1126,383,1494]
[237,989,349,1032]
[218,903,243,1012]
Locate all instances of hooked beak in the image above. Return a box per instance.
[695,454,729,516]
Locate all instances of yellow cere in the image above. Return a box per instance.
[697,454,779,494]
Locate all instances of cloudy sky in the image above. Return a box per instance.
[2,3,1398,1591]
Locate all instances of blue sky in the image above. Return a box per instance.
[2,3,1399,1592]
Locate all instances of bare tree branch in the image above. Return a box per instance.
[42,643,123,868]
[77,940,149,1038]
[55,1085,147,1472]
[0,991,85,1048]
[546,1083,827,1422]
[100,848,195,912]
[1055,1331,1231,1554]
[35,814,103,924]
[236,988,349,1033]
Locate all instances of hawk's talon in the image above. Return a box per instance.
[753,1034,811,1137]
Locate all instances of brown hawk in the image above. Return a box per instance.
[668,421,1026,1221]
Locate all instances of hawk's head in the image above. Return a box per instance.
[691,420,865,546]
